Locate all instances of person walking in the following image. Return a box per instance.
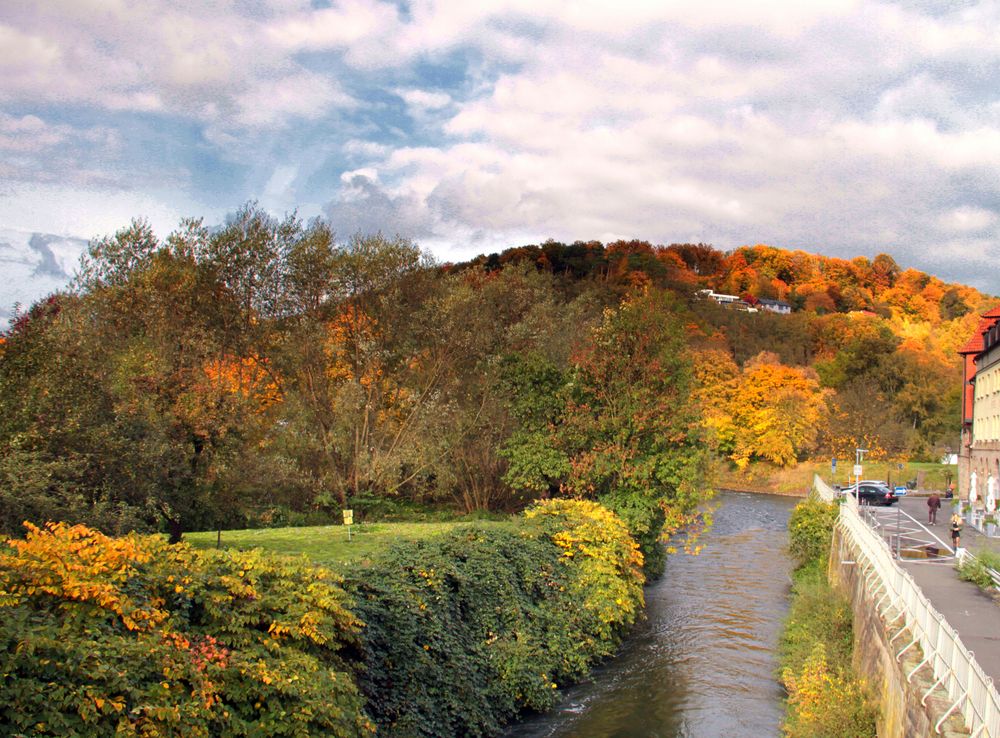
[950,512,963,550]
[927,493,941,524]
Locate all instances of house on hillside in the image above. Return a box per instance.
[709,292,740,305]
[757,298,793,315]
[957,306,1000,502]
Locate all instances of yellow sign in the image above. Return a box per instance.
[342,509,354,526]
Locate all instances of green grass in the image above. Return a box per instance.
[184,520,514,569]
[717,458,958,496]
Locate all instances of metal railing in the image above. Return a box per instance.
[812,473,838,503]
[837,490,1000,736]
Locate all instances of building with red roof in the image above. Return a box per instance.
[958,309,1000,502]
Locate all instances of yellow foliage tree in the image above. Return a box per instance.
[700,352,830,468]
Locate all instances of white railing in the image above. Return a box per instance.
[837,491,1000,737]
[813,473,838,503]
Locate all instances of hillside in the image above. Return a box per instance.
[458,240,993,324]
[0,210,988,541]
[457,239,991,464]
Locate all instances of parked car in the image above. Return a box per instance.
[840,482,897,506]
[858,479,907,497]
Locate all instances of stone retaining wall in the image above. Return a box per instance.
[828,525,969,738]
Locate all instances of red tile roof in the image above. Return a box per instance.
[982,306,1000,319]
[958,318,996,354]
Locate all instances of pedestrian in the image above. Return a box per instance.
[946,482,955,499]
[927,493,941,524]
[950,512,963,550]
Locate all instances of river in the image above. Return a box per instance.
[509,491,797,738]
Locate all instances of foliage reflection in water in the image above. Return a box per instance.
[509,491,797,738]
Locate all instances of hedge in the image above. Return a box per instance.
[0,522,372,737]
[347,498,645,737]
[1,499,646,737]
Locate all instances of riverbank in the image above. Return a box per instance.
[779,497,878,737]
[0,501,645,737]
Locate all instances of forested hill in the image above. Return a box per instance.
[0,209,990,544]
[455,239,992,465]
[455,240,991,323]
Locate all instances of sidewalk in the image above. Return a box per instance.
[888,498,1000,685]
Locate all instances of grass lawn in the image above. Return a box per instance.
[716,458,958,496]
[184,520,513,569]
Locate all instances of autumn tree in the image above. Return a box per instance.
[503,289,711,575]
[698,352,830,469]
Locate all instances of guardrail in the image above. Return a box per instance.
[836,490,1000,736]
[812,474,838,503]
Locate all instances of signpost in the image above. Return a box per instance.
[343,509,354,541]
[853,447,868,494]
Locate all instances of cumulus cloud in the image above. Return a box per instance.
[324,171,437,238]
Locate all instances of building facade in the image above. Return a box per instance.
[958,308,1000,500]
[757,298,793,314]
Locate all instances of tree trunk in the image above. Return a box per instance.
[166,516,184,544]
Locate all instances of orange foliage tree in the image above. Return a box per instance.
[697,352,830,468]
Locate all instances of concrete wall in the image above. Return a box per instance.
[828,526,969,738]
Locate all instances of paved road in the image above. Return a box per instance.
[863,495,1000,685]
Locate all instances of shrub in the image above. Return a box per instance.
[779,564,853,679]
[782,643,878,738]
[788,498,838,570]
[0,522,372,737]
[347,499,645,737]
[957,549,1000,592]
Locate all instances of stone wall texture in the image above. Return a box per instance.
[828,525,969,738]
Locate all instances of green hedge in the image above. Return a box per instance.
[1,500,645,737]
[347,499,645,737]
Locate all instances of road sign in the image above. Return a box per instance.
[831,458,837,472]
[853,464,863,477]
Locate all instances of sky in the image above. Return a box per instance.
[1,0,999,314]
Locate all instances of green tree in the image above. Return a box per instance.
[503,289,711,576]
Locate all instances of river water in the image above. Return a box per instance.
[509,491,797,738]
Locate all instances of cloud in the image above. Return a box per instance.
[324,172,436,238]
[267,0,400,51]
[0,1,358,136]
[229,71,355,129]
[4,0,1000,301]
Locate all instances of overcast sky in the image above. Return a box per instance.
[2,0,999,295]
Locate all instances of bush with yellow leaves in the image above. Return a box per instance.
[0,522,372,736]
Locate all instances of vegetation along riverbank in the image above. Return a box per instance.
[0,499,646,736]
[779,497,878,737]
